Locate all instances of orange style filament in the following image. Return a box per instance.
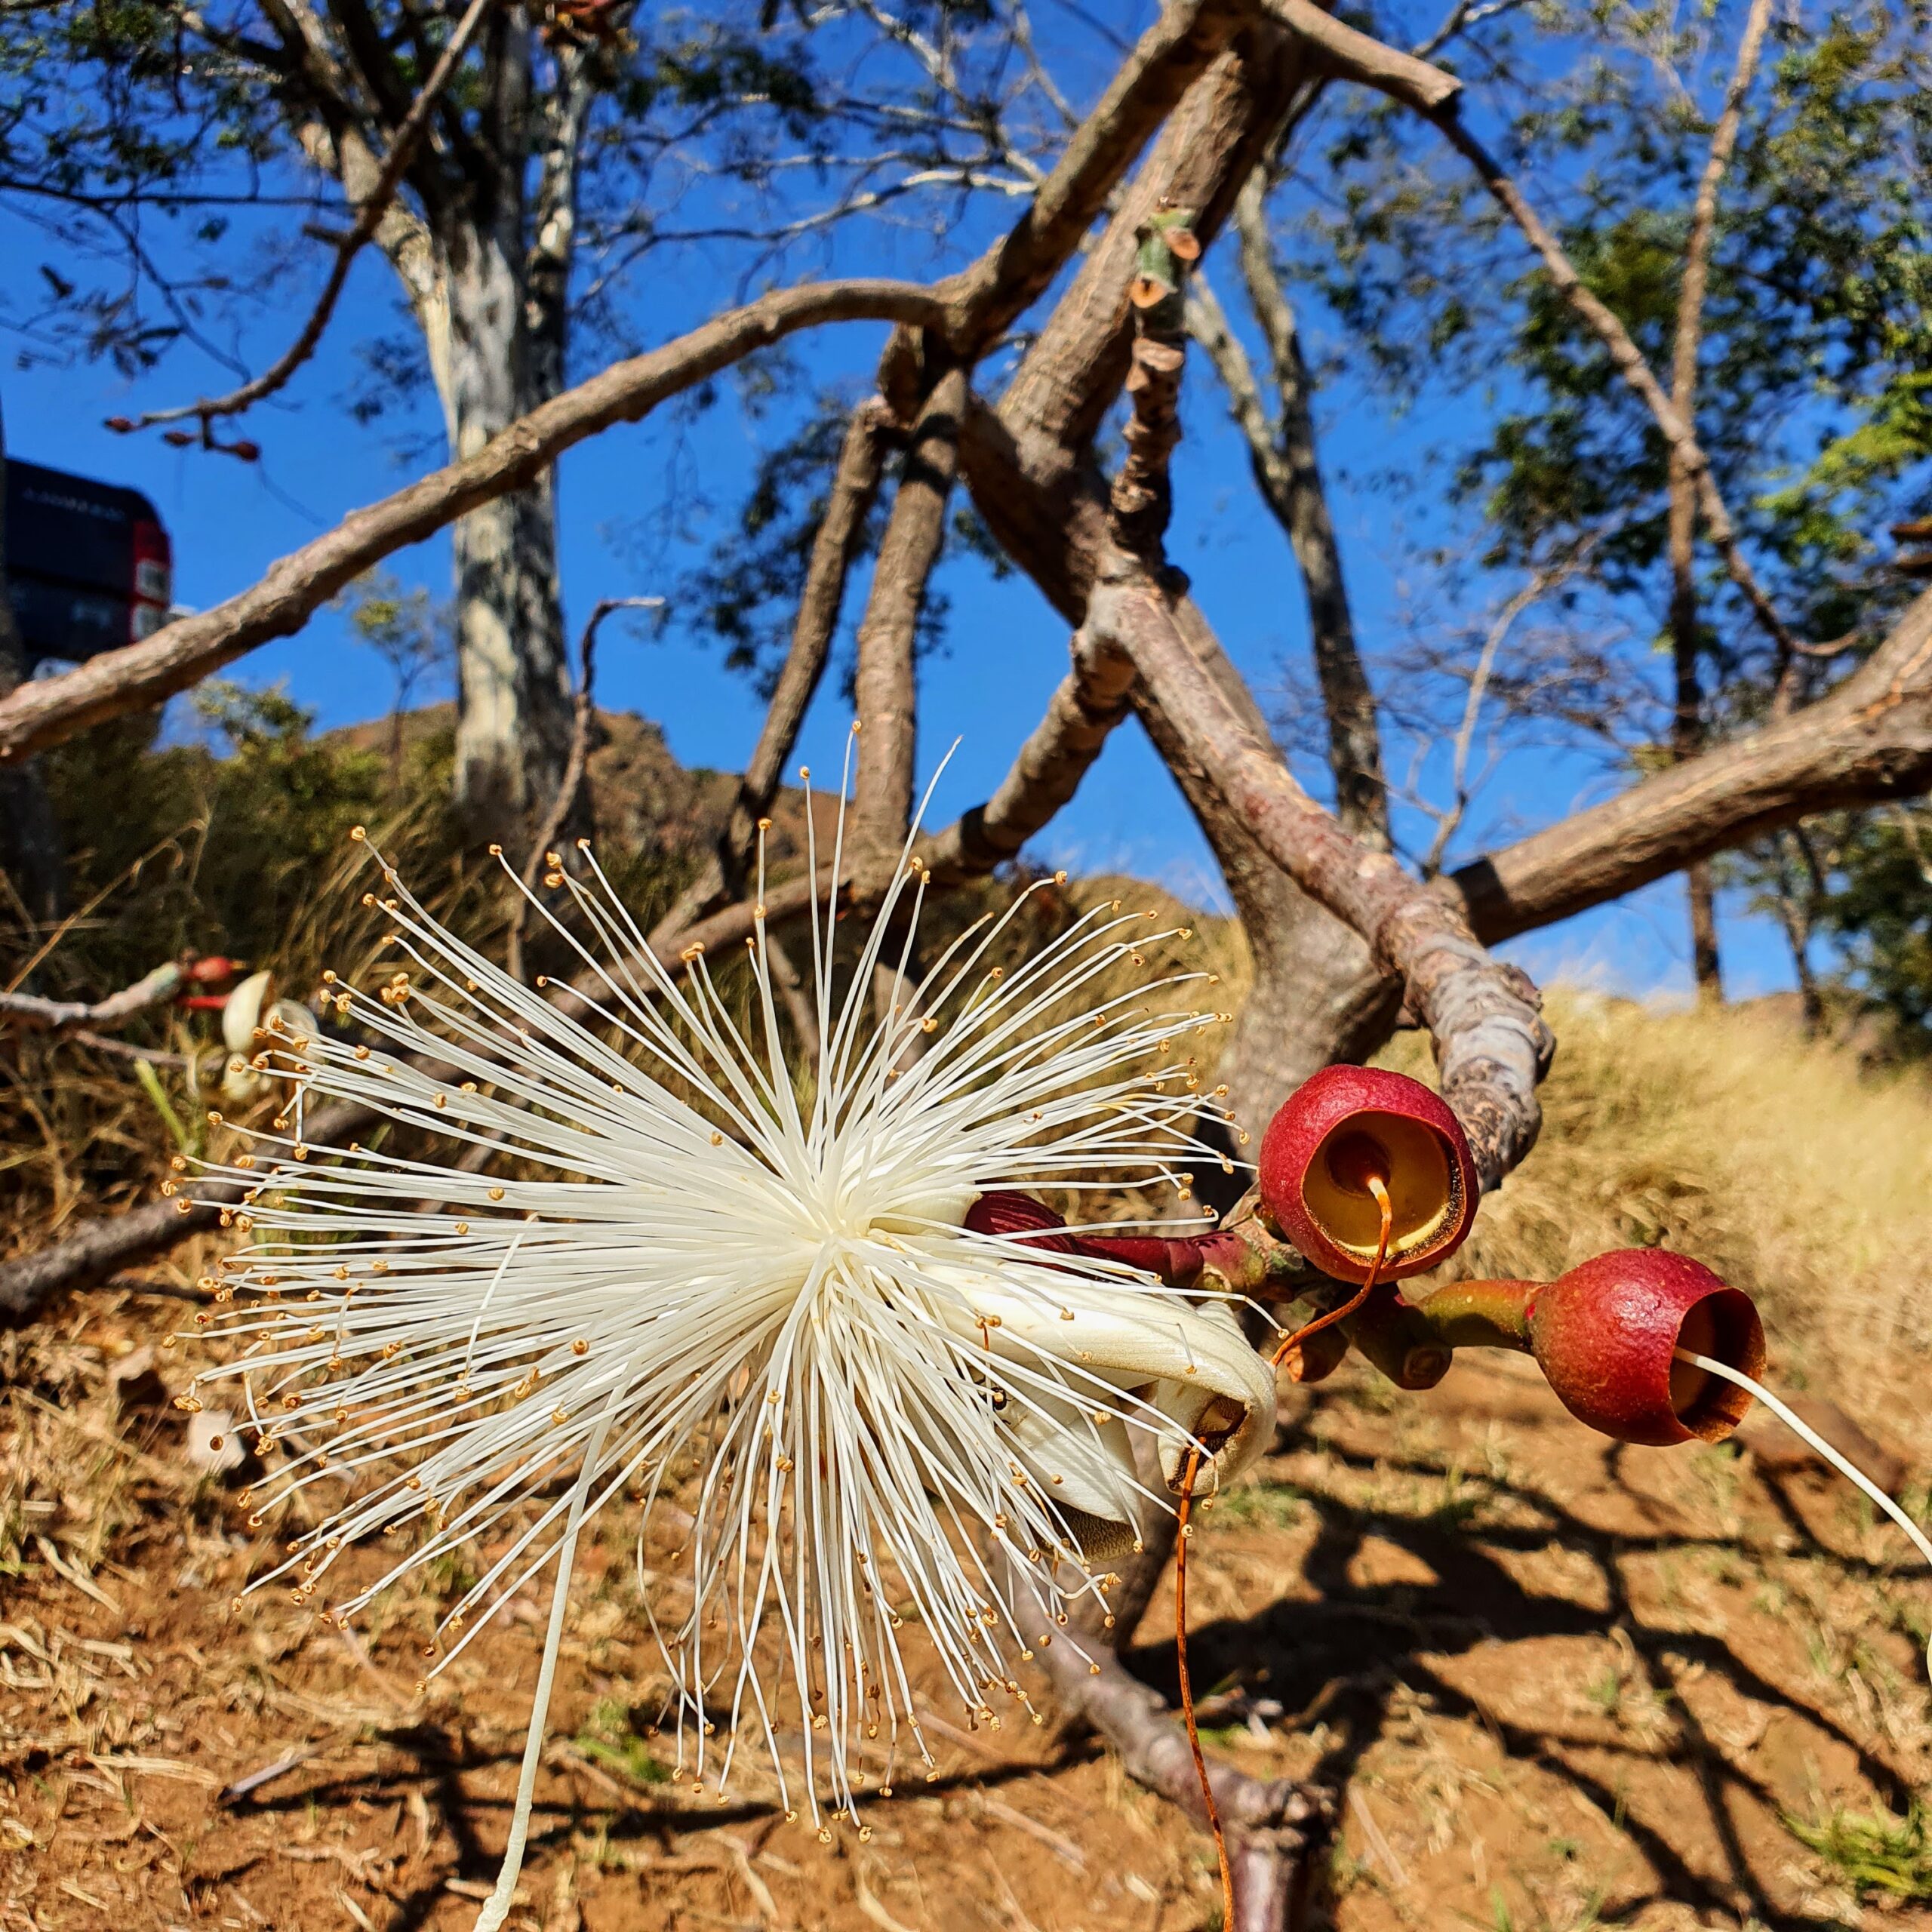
[1179,1174,1395,1924]
[1174,1440,1234,1930]
[1272,1173,1393,1369]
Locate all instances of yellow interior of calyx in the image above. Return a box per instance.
[1302,1111,1456,1260]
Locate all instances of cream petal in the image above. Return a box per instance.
[931,1251,1276,1499]
[222,970,274,1055]
[1003,1384,1146,1527]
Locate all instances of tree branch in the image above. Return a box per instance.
[0,278,949,767]
[851,365,970,866]
[878,0,1251,407]
[113,0,497,439]
[1091,563,1551,1186]
[1445,587,1932,940]
[656,398,900,943]
[0,962,186,1037]
[506,595,663,982]
[1032,1628,1327,1931]
[1186,171,1388,844]
[915,627,1139,886]
[1265,0,1800,661]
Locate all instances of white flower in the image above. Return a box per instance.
[185,777,1274,1926]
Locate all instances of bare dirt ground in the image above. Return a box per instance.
[6,1275,1930,1932]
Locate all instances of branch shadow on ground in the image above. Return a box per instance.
[1118,1402,1917,1932]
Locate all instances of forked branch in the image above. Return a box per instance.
[108,0,498,441]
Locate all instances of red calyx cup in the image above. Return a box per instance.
[1527,1249,1763,1446]
[1257,1065,1478,1283]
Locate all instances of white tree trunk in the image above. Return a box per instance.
[437,224,573,838]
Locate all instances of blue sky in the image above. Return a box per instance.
[0,14,1804,1007]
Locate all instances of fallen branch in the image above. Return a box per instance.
[0,278,948,767]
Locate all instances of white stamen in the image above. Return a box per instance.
[188,774,1274,1911]
[1678,1347,1932,1676]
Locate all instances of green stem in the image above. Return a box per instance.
[1404,1278,1538,1351]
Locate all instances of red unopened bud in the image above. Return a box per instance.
[1527,1249,1763,1446]
[964,1192,1209,1282]
[1257,1066,1477,1282]
[963,1191,1081,1254]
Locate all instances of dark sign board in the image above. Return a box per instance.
[5,459,174,670]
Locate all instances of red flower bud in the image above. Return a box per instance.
[1527,1249,1764,1446]
[1257,1066,1477,1282]
[963,1191,1081,1254]
[963,1192,1209,1281]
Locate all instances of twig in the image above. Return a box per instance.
[506,594,663,982]
[0,962,184,1036]
[220,1742,328,1805]
[1420,562,1579,877]
[109,0,499,439]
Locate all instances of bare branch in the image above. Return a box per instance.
[880,0,1253,409]
[0,961,186,1037]
[915,628,1139,885]
[1187,171,1388,844]
[1445,588,1932,941]
[657,398,900,943]
[0,278,949,767]
[1031,1625,1328,1930]
[1419,571,1553,877]
[1266,0,1801,661]
[1090,567,1552,1188]
[506,595,663,982]
[852,365,971,865]
[111,0,498,438]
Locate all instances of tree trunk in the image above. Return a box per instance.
[1669,455,1724,1002]
[438,220,574,842]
